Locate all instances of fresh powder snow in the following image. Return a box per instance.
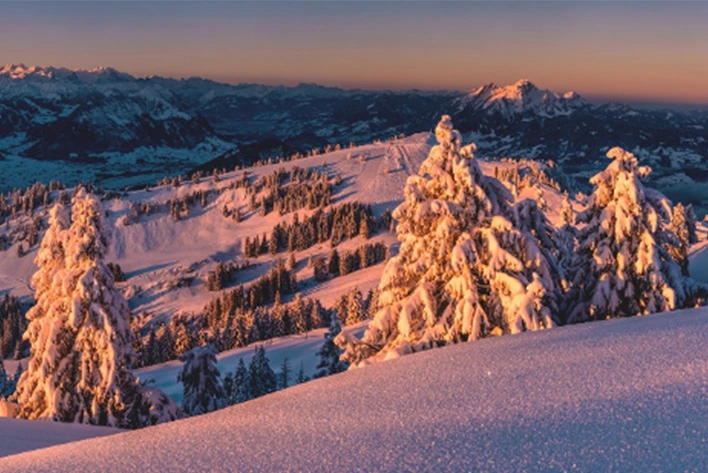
[1,308,708,472]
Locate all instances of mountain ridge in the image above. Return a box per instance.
[455,79,588,118]
[2,64,708,212]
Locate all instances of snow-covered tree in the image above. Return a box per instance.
[14,190,174,428]
[135,382,181,426]
[669,202,694,275]
[315,310,348,378]
[178,344,227,416]
[228,358,251,405]
[345,287,366,325]
[337,116,560,366]
[248,346,277,398]
[569,147,704,322]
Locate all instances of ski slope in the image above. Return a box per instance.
[2,307,708,472]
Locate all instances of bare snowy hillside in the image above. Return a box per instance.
[2,307,708,472]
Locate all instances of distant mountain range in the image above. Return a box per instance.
[1,64,707,204]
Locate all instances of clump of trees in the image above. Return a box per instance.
[244,202,376,259]
[337,116,707,368]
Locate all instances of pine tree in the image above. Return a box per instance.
[366,287,381,319]
[313,256,329,282]
[296,361,309,384]
[310,299,324,329]
[328,249,340,276]
[686,204,698,244]
[336,116,560,366]
[159,325,176,362]
[669,203,691,275]
[229,358,251,405]
[569,147,705,322]
[173,320,192,356]
[359,217,371,240]
[145,326,159,366]
[280,358,291,390]
[15,191,172,428]
[248,346,277,398]
[333,293,348,326]
[315,316,347,378]
[345,287,366,325]
[178,344,227,417]
[292,293,308,334]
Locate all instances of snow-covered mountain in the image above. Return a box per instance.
[1,109,707,470]
[3,307,708,472]
[2,64,708,217]
[453,79,588,119]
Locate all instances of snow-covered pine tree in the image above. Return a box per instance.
[333,293,348,326]
[569,147,704,322]
[554,195,582,322]
[14,190,174,428]
[248,346,277,398]
[686,204,698,244]
[315,315,347,378]
[669,202,692,275]
[345,287,366,325]
[178,344,227,416]
[229,358,251,405]
[336,116,560,366]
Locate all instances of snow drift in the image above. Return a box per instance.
[2,308,708,472]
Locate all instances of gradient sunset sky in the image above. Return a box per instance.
[2,1,707,105]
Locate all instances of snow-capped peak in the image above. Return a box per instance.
[456,79,587,118]
[0,64,135,83]
[0,63,52,79]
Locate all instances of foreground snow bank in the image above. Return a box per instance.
[0,418,119,458]
[2,308,708,472]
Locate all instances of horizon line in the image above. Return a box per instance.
[3,62,708,111]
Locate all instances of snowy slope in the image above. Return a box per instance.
[136,322,367,405]
[0,418,119,458]
[1,132,560,325]
[3,308,708,472]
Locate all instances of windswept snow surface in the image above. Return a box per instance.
[3,309,708,472]
[0,418,119,458]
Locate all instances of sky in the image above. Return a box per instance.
[1,1,708,106]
